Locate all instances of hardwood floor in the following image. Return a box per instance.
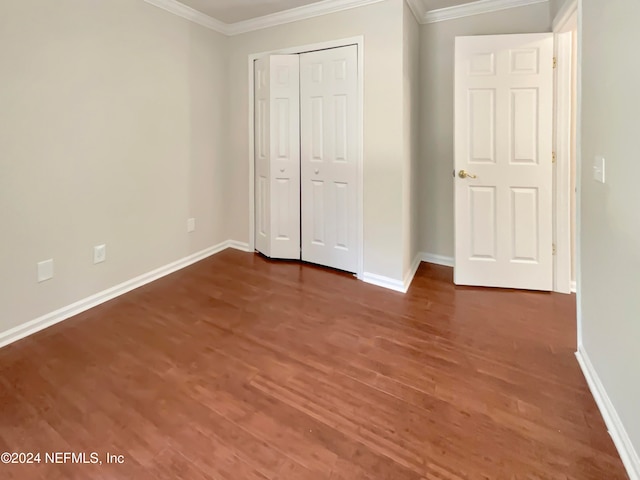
[0,249,627,479]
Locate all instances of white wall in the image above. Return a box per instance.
[0,0,228,333]
[403,1,421,276]
[418,3,550,257]
[581,0,640,463]
[225,0,407,281]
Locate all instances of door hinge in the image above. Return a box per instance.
[552,151,556,163]
[553,56,557,69]
[552,244,557,255]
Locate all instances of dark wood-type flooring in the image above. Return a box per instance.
[0,249,627,479]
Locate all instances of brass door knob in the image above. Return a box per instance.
[458,170,477,179]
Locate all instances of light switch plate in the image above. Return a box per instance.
[187,218,196,233]
[594,156,606,183]
[37,259,54,282]
[94,244,106,264]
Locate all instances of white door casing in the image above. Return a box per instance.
[254,55,301,259]
[454,33,554,290]
[300,45,359,273]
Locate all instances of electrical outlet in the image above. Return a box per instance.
[187,218,196,233]
[94,244,106,264]
[37,259,54,283]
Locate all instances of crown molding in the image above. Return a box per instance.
[405,0,424,23]
[145,0,549,34]
[145,0,386,36]
[226,0,386,35]
[422,0,548,24]
[144,0,230,34]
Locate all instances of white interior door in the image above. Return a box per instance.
[254,55,300,259]
[300,45,358,273]
[454,33,554,290]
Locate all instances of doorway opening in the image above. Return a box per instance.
[553,1,579,295]
[452,13,578,295]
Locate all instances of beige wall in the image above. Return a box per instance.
[418,3,550,257]
[225,0,407,281]
[0,0,228,333]
[581,0,640,457]
[403,1,421,276]
[549,0,565,20]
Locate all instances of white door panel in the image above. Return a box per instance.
[300,45,358,273]
[455,34,553,290]
[254,58,270,256]
[254,55,300,259]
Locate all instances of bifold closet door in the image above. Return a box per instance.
[300,45,358,273]
[254,55,301,259]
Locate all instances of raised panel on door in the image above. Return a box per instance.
[311,180,326,245]
[469,186,497,261]
[510,187,539,263]
[300,45,358,273]
[468,89,496,164]
[253,55,300,260]
[334,182,349,250]
[510,88,539,164]
[454,33,553,290]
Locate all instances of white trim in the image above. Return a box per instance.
[226,0,384,35]
[145,0,552,33]
[143,0,229,34]
[0,241,237,349]
[227,240,253,252]
[576,346,640,480]
[405,0,424,22]
[552,0,578,32]
[553,30,574,294]
[575,0,583,347]
[552,0,579,306]
[145,0,551,33]
[403,253,423,292]
[144,0,385,36]
[421,252,455,268]
[247,36,365,281]
[423,0,547,24]
[362,272,406,293]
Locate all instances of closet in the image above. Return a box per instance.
[254,45,358,273]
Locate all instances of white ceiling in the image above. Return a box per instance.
[178,0,325,24]
[176,0,479,24]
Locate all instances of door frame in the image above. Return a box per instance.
[247,36,365,279]
[553,0,579,295]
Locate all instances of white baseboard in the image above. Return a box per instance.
[0,240,240,349]
[576,345,640,480]
[362,272,406,293]
[570,280,577,293]
[363,253,422,294]
[420,252,454,267]
[227,240,253,252]
[403,253,422,292]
